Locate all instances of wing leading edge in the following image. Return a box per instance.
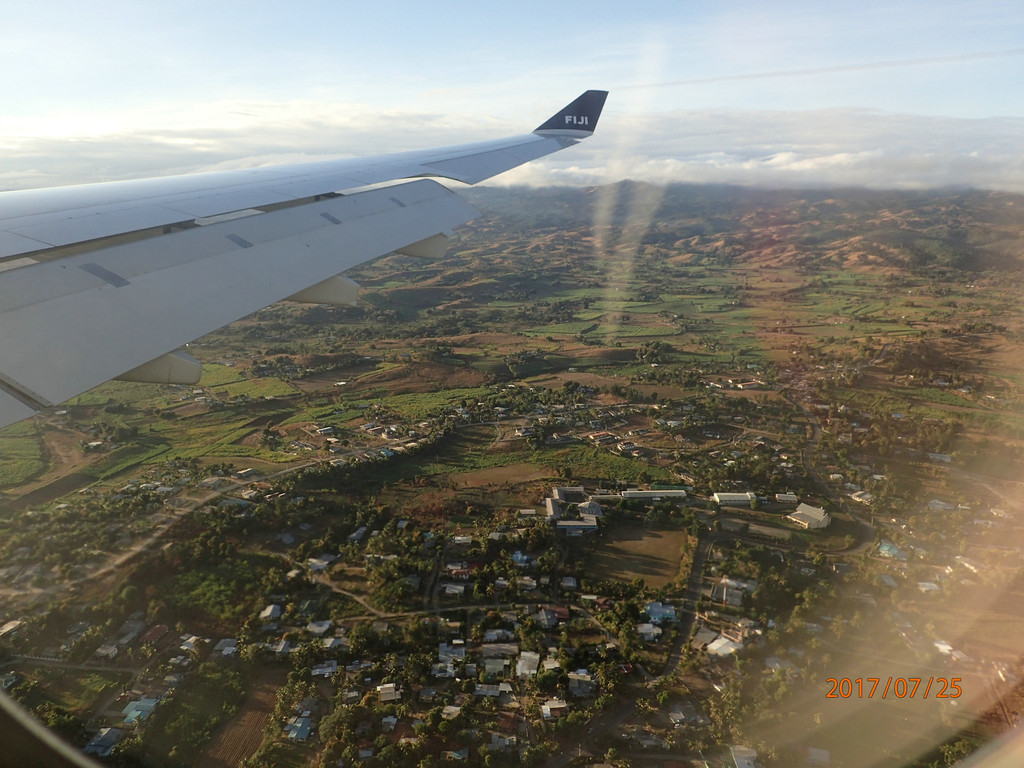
[0,91,607,429]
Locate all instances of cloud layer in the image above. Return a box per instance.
[497,109,1024,192]
[3,104,1024,193]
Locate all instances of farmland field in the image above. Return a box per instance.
[198,668,287,768]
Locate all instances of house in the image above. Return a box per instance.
[95,643,119,660]
[787,503,830,529]
[544,605,570,623]
[307,553,337,571]
[377,683,401,702]
[474,682,513,697]
[270,639,291,655]
[122,697,159,724]
[484,658,509,676]
[668,701,707,728]
[644,601,677,624]
[259,604,282,621]
[285,715,312,741]
[84,728,124,757]
[483,628,515,643]
[567,671,596,696]
[312,660,338,678]
[214,638,238,657]
[306,620,332,636]
[707,636,742,656]
[138,624,169,645]
[489,732,517,752]
[691,626,719,650]
[481,642,519,658]
[533,608,559,629]
[637,623,662,642]
[541,698,569,719]
[516,651,540,678]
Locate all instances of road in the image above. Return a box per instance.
[662,532,716,677]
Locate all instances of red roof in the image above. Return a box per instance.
[138,624,169,645]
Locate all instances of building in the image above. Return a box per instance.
[517,651,540,678]
[122,697,159,725]
[285,715,312,741]
[622,489,688,500]
[644,601,677,624]
[637,623,662,642]
[259,604,282,621]
[712,492,756,506]
[787,503,830,529]
[541,698,569,719]
[377,683,401,702]
[555,517,599,536]
[84,728,124,758]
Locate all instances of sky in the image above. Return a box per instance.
[3,0,1024,191]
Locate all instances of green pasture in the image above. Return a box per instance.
[0,423,46,487]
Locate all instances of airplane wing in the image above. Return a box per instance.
[0,90,607,429]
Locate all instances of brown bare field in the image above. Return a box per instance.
[346,360,489,395]
[449,462,554,488]
[531,372,620,390]
[588,521,691,588]
[291,363,378,393]
[198,668,287,768]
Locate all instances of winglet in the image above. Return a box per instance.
[533,90,608,138]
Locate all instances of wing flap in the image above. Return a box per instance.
[0,179,477,423]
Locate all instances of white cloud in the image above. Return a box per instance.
[492,109,1024,191]
[3,103,1024,193]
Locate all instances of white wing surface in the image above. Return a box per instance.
[0,91,607,428]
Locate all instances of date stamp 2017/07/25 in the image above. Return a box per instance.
[825,677,962,700]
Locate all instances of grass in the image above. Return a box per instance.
[0,427,46,488]
[212,377,299,399]
[588,324,679,338]
[17,665,130,715]
[526,322,599,336]
[548,444,675,485]
[90,441,173,480]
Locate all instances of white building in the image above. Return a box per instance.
[712,492,756,506]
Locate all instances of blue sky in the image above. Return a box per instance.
[3,0,1024,190]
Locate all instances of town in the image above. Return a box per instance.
[3,182,1024,767]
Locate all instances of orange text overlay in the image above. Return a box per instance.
[825,677,963,700]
